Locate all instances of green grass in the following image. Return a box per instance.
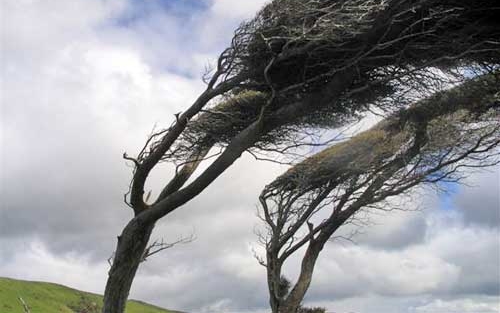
[0,277,179,313]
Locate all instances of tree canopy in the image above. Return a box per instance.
[152,0,500,165]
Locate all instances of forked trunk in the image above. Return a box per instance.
[102,218,155,313]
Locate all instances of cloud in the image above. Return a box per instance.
[346,207,429,250]
[299,294,500,313]
[210,0,269,19]
[0,35,204,257]
[0,238,108,294]
[412,297,500,313]
[312,245,461,298]
[422,212,500,297]
[452,168,500,228]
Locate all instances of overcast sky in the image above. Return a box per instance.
[1,1,499,313]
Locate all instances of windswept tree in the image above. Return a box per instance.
[258,73,500,313]
[103,0,500,311]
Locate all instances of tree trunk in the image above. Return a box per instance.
[266,250,282,313]
[279,219,346,313]
[280,243,321,313]
[102,218,155,313]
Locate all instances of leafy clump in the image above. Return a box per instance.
[68,294,101,313]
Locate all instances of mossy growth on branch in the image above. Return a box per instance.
[271,72,500,190]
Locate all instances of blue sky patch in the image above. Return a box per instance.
[436,180,460,211]
[113,0,209,28]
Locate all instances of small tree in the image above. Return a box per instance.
[258,73,500,313]
[69,294,101,313]
[102,0,500,311]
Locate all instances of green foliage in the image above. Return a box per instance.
[277,276,291,299]
[0,277,176,313]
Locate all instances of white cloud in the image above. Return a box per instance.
[210,0,269,19]
[412,297,500,313]
[312,244,460,298]
[0,238,108,294]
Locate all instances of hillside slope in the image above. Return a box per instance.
[0,277,182,313]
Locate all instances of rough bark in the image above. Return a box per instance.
[267,248,285,313]
[267,256,280,313]
[275,219,346,313]
[102,219,155,313]
[280,245,321,313]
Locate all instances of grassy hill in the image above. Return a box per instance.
[0,277,181,313]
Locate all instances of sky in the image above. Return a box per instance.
[0,1,499,312]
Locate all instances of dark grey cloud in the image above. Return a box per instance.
[353,210,428,250]
[453,168,500,227]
